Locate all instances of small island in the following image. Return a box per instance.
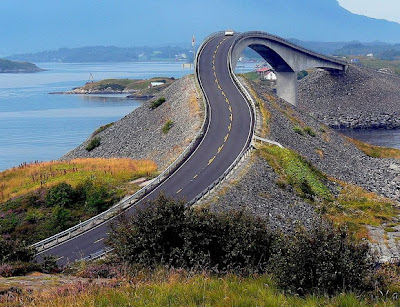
[0,58,44,73]
[52,77,176,100]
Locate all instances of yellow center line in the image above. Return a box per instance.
[215,78,218,84]
[229,105,232,112]
[218,144,224,153]
[228,123,232,131]
[225,98,229,103]
[208,156,216,165]
[193,174,198,179]
[221,91,225,97]
[213,71,216,77]
[224,134,229,142]
[230,114,233,122]
[218,84,221,90]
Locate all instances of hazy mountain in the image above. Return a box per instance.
[7,46,192,63]
[1,0,400,55]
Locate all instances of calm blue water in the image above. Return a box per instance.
[0,62,193,171]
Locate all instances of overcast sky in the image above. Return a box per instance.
[338,0,400,23]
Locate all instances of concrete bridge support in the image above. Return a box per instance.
[276,71,298,107]
[229,31,347,107]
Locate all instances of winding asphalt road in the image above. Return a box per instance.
[37,34,254,266]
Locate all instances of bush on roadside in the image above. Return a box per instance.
[108,194,274,275]
[45,182,76,208]
[85,137,101,152]
[269,223,377,295]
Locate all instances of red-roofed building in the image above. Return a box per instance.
[256,67,277,81]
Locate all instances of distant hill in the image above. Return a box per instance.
[7,46,192,63]
[0,59,43,73]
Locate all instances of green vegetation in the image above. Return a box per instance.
[0,58,42,73]
[81,77,175,98]
[293,126,305,136]
[11,272,400,306]
[258,145,331,200]
[162,119,174,134]
[304,126,316,137]
[258,145,399,239]
[323,182,399,239]
[239,71,260,81]
[109,194,274,274]
[0,158,157,244]
[356,56,400,76]
[85,137,101,151]
[150,97,166,109]
[107,195,376,296]
[293,126,316,137]
[92,122,113,137]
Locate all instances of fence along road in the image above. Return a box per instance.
[35,33,255,265]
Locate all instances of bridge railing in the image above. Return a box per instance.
[232,31,348,67]
[31,34,223,255]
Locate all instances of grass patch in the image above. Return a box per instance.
[346,136,400,158]
[150,97,166,109]
[322,181,399,239]
[304,126,316,137]
[0,158,157,243]
[162,119,174,134]
[10,272,399,306]
[92,122,113,136]
[0,158,156,204]
[293,126,305,136]
[85,137,101,152]
[258,145,331,200]
[258,145,399,239]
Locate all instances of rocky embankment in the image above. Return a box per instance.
[298,65,400,129]
[62,75,204,170]
[208,78,400,259]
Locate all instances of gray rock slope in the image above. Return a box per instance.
[298,65,400,129]
[62,75,204,171]
[209,78,400,237]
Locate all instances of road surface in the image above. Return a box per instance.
[37,34,254,266]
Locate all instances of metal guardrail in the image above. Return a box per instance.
[32,35,222,255]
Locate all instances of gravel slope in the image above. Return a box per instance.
[298,65,400,129]
[62,75,204,171]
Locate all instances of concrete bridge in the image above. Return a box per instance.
[230,31,348,106]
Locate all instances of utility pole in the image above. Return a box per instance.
[192,35,196,71]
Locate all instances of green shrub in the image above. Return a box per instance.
[93,122,114,136]
[0,237,35,264]
[269,224,376,295]
[162,120,174,134]
[304,126,316,137]
[45,182,75,208]
[293,126,305,136]
[108,194,274,274]
[150,97,166,109]
[86,137,101,151]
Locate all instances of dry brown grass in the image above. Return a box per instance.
[346,136,400,158]
[0,158,157,203]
